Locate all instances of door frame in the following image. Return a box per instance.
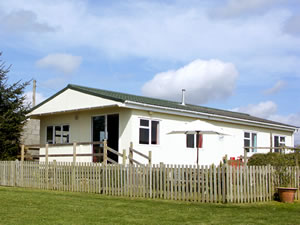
[91,113,120,162]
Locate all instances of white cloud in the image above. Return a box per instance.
[269,113,300,145]
[1,0,300,83]
[210,0,285,18]
[142,59,238,104]
[269,113,300,127]
[0,1,299,64]
[24,91,46,107]
[233,101,300,145]
[264,80,286,95]
[232,101,277,118]
[36,53,82,74]
[283,14,300,36]
[0,9,56,33]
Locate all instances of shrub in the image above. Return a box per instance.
[248,152,298,167]
[249,152,299,187]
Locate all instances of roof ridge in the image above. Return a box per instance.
[69,83,182,104]
[68,84,251,117]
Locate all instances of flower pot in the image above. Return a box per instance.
[277,187,298,203]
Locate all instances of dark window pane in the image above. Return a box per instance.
[151,121,159,145]
[280,137,285,142]
[244,132,250,138]
[63,125,69,132]
[244,139,250,147]
[139,128,149,144]
[62,125,69,143]
[140,119,149,127]
[46,126,53,144]
[55,126,61,144]
[244,139,250,152]
[274,136,279,147]
[187,134,194,148]
[93,116,105,141]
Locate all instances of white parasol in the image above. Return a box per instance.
[168,120,230,164]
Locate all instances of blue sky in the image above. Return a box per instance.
[1,0,300,142]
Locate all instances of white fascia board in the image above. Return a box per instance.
[27,103,122,117]
[123,101,298,133]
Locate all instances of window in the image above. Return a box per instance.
[46,126,54,144]
[186,134,194,148]
[62,125,70,143]
[186,133,203,148]
[139,119,159,145]
[46,125,70,144]
[244,132,257,152]
[274,135,285,153]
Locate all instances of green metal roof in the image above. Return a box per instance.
[68,84,297,129]
[31,84,298,130]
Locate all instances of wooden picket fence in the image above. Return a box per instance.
[0,161,299,203]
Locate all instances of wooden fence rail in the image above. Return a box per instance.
[129,142,152,165]
[0,161,299,203]
[21,140,151,166]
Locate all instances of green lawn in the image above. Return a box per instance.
[0,187,299,225]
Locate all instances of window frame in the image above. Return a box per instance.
[273,134,286,153]
[244,131,257,153]
[138,118,160,146]
[46,124,70,144]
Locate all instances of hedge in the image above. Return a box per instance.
[248,152,299,167]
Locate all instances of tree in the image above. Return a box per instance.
[0,53,30,160]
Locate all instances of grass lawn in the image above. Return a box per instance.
[0,187,299,225]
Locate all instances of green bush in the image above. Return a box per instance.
[248,152,298,167]
[248,152,300,187]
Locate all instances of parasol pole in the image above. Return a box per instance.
[196,131,199,165]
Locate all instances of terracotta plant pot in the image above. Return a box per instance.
[277,187,298,203]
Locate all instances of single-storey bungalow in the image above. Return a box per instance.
[28,84,298,165]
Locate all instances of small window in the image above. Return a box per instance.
[46,125,70,144]
[186,134,194,148]
[139,119,159,145]
[274,135,285,153]
[186,133,203,148]
[244,132,257,153]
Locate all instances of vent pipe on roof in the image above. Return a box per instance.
[181,89,186,105]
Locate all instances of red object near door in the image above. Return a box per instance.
[198,134,203,148]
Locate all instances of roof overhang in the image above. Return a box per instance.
[124,100,298,133]
[27,103,123,118]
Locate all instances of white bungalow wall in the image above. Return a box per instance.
[128,109,294,166]
[39,107,132,162]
